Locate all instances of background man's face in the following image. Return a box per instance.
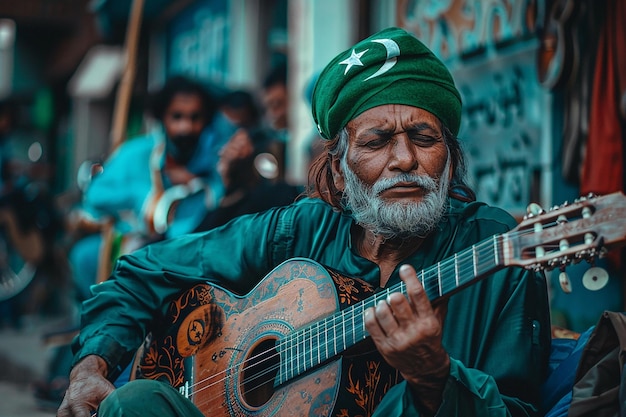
[162,93,206,141]
[262,84,288,130]
[163,93,206,163]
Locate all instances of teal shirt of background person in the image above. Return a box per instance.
[82,114,233,239]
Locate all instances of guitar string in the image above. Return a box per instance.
[179,224,563,408]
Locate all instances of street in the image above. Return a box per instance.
[0,315,66,417]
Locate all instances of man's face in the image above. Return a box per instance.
[262,84,288,130]
[163,93,207,163]
[332,105,451,237]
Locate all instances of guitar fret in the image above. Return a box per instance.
[297,331,302,376]
[279,338,284,383]
[308,326,313,370]
[493,235,499,266]
[351,307,356,345]
[358,301,367,341]
[333,315,338,356]
[323,319,328,362]
[472,244,478,278]
[341,310,347,350]
[437,262,442,296]
[286,337,291,382]
[454,253,459,288]
[317,322,324,364]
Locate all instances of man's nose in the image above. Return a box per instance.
[389,135,418,171]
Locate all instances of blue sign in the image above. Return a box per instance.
[168,0,229,83]
[454,46,545,215]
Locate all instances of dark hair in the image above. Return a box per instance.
[220,90,261,127]
[148,75,218,122]
[306,124,476,209]
[262,63,287,90]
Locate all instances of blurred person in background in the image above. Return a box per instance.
[0,99,65,329]
[194,126,303,231]
[219,89,262,129]
[67,75,232,304]
[261,62,289,135]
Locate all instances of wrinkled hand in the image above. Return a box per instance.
[57,355,115,417]
[364,264,450,414]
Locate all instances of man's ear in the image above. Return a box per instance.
[330,157,345,192]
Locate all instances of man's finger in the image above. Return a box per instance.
[399,264,432,316]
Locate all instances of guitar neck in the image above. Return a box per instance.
[276,234,505,385]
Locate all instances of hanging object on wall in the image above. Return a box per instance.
[536,0,579,90]
[558,1,604,186]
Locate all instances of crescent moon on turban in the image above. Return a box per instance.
[364,38,401,81]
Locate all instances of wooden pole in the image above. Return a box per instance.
[109,0,145,152]
[97,0,145,284]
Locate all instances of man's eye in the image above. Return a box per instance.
[365,138,388,148]
[170,113,202,121]
[410,134,439,146]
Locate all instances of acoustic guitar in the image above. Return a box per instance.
[133,192,626,416]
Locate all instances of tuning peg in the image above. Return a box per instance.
[582,267,609,291]
[525,202,545,217]
[559,270,572,293]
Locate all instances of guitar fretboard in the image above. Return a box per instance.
[275,235,504,386]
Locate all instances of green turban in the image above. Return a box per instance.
[311,27,462,139]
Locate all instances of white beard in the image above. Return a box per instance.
[341,155,450,239]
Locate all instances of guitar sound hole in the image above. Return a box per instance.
[241,337,279,407]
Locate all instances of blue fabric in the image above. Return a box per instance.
[541,326,595,417]
[82,127,227,238]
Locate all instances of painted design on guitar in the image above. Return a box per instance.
[328,268,375,306]
[168,284,213,323]
[176,303,223,357]
[140,334,185,387]
[340,361,396,417]
[139,283,219,386]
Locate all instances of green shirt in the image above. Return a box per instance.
[73,197,550,416]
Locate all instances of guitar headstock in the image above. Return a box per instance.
[503,192,626,279]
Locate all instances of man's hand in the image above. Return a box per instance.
[57,355,115,417]
[217,129,255,188]
[364,264,450,414]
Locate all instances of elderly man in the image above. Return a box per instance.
[58,27,550,417]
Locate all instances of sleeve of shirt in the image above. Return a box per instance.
[70,206,289,378]
[372,358,522,417]
[81,144,138,220]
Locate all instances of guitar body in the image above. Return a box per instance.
[134,258,396,416]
